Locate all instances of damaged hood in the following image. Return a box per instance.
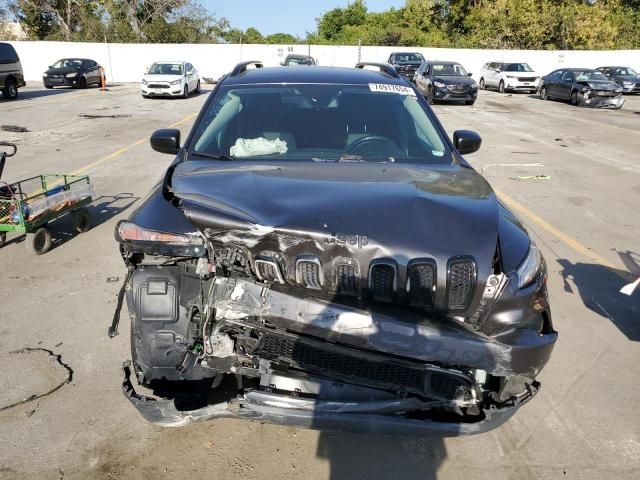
[171,161,499,295]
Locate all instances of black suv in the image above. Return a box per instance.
[387,52,424,82]
[0,42,26,100]
[115,61,556,436]
[415,60,478,105]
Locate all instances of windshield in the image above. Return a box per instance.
[613,67,638,76]
[190,84,450,164]
[53,59,83,69]
[504,63,533,72]
[286,56,315,65]
[575,70,607,81]
[432,63,467,76]
[148,63,183,75]
[395,53,424,63]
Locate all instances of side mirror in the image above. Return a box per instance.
[48,65,53,69]
[495,69,501,73]
[467,72,473,76]
[453,130,482,155]
[150,128,180,155]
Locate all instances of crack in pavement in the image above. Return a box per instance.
[0,348,73,412]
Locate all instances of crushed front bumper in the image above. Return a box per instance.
[123,362,535,435]
[579,92,624,109]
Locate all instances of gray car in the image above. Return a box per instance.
[596,66,640,94]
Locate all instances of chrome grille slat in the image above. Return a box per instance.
[447,259,476,310]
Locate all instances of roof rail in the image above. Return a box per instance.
[355,62,399,78]
[230,60,263,77]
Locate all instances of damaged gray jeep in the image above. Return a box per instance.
[113,61,557,435]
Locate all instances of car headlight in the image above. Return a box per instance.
[433,81,445,88]
[614,88,622,93]
[516,242,543,289]
[43,73,48,78]
[471,81,478,88]
[142,79,148,85]
[66,73,77,78]
[622,81,633,87]
[170,79,182,85]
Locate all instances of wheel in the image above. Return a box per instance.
[78,76,87,89]
[25,227,52,255]
[0,232,6,248]
[72,207,91,233]
[479,78,485,90]
[45,83,53,89]
[195,81,201,94]
[570,90,579,106]
[426,87,435,105]
[2,78,18,100]
[540,86,548,100]
[142,94,148,99]
[498,80,505,94]
[183,85,189,99]
[465,100,475,106]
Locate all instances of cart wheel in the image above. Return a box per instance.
[72,207,91,233]
[26,228,52,255]
[0,232,6,248]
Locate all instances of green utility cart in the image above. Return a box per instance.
[0,142,93,254]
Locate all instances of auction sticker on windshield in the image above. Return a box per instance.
[369,83,416,95]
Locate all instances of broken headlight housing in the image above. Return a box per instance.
[116,221,205,257]
[516,242,543,289]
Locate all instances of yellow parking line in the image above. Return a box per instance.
[496,189,619,270]
[71,112,198,176]
[0,89,112,112]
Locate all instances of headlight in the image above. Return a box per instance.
[433,81,445,88]
[65,73,77,78]
[622,81,633,87]
[170,79,182,85]
[142,79,148,85]
[471,81,478,88]
[43,73,48,78]
[516,242,543,289]
[614,88,622,93]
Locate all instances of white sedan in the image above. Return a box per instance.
[141,61,200,98]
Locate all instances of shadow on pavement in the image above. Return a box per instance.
[317,432,446,480]
[558,257,640,341]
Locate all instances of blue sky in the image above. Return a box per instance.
[203,0,405,37]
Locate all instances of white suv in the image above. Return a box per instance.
[479,62,540,94]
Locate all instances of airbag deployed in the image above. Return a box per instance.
[230,137,288,157]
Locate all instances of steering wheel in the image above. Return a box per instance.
[346,135,400,156]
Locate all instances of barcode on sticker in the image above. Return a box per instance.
[369,83,416,96]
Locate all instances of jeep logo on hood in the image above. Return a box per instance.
[326,232,369,249]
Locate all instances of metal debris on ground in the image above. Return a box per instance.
[1,125,29,133]
[510,175,551,181]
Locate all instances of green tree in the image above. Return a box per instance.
[265,32,299,44]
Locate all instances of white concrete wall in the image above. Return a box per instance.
[6,40,640,83]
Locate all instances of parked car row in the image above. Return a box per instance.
[383,51,639,110]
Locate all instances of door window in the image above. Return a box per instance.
[0,43,18,64]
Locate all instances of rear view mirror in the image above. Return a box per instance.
[453,130,482,155]
[150,129,180,155]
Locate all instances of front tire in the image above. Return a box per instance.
[0,232,6,248]
[479,78,485,90]
[498,80,505,93]
[44,83,53,89]
[25,227,52,255]
[183,85,189,99]
[195,81,201,94]
[465,100,475,106]
[540,86,548,100]
[78,76,87,89]
[570,90,579,106]
[2,78,18,100]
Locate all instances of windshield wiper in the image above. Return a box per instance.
[190,152,235,161]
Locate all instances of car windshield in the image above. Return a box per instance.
[613,67,638,76]
[575,70,607,81]
[287,56,314,65]
[504,63,533,72]
[395,53,424,63]
[53,59,83,69]
[190,84,450,164]
[432,63,467,76]
[148,63,183,75]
